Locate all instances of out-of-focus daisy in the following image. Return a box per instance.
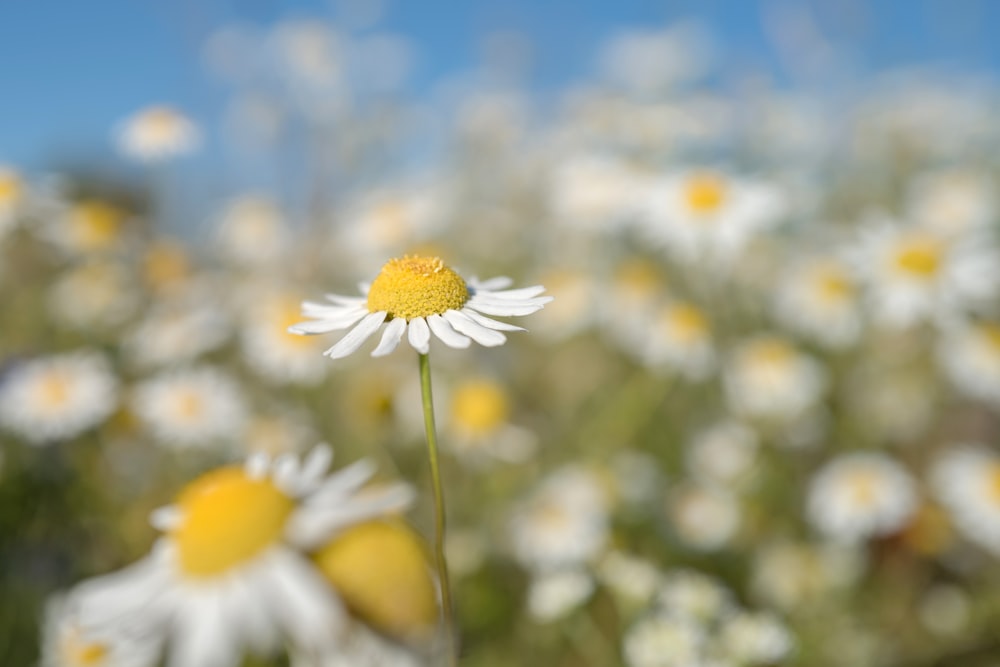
[938,320,1000,406]
[48,261,139,331]
[509,465,609,572]
[774,256,862,348]
[531,268,597,341]
[624,613,705,667]
[42,587,159,667]
[243,408,318,457]
[443,378,537,467]
[131,366,247,450]
[687,420,759,485]
[526,569,595,622]
[116,106,200,162]
[0,165,26,238]
[656,571,733,623]
[214,196,290,267]
[723,335,826,422]
[931,445,1000,556]
[125,288,232,368]
[855,220,1000,328]
[917,584,970,637]
[79,446,413,667]
[907,168,996,237]
[0,351,118,445]
[751,541,862,611]
[241,290,330,386]
[669,483,741,551]
[142,240,193,294]
[335,187,448,268]
[548,155,645,232]
[597,551,662,607]
[288,255,551,359]
[635,170,785,265]
[599,257,666,350]
[718,611,793,666]
[639,301,715,380]
[40,199,130,257]
[293,621,426,667]
[806,452,917,543]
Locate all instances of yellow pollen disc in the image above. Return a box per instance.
[748,338,794,367]
[980,323,1000,352]
[847,470,878,507]
[535,501,571,531]
[0,173,22,203]
[172,466,294,577]
[665,303,708,343]
[452,380,509,434]
[61,629,109,667]
[684,174,727,215]
[144,242,190,290]
[37,372,71,410]
[989,464,1000,506]
[313,519,438,641]
[366,255,469,320]
[142,107,182,140]
[71,201,124,250]
[815,266,854,302]
[173,391,204,422]
[615,260,663,296]
[893,237,942,277]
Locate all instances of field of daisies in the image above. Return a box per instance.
[3,11,1000,667]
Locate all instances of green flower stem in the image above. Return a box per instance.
[418,352,457,664]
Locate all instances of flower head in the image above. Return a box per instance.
[289,255,551,359]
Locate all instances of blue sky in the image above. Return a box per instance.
[1,0,999,170]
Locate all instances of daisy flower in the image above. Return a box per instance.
[907,167,995,237]
[526,569,595,622]
[214,196,290,267]
[806,452,917,543]
[855,219,1000,328]
[293,621,426,667]
[723,335,826,422]
[0,351,118,445]
[624,613,705,667]
[124,288,232,369]
[116,105,200,162]
[774,256,862,349]
[443,378,537,467]
[639,301,715,380]
[79,445,414,667]
[47,261,139,331]
[131,366,247,450]
[669,482,741,551]
[548,154,645,232]
[240,290,330,386]
[634,170,786,265]
[44,199,130,256]
[931,445,1000,556]
[719,611,793,666]
[0,164,26,239]
[288,255,552,359]
[938,320,1000,406]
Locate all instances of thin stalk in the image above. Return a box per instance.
[418,352,457,664]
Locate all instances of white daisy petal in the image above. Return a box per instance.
[245,452,271,479]
[466,298,550,317]
[323,312,387,359]
[407,316,431,354]
[371,317,407,357]
[273,454,301,495]
[469,276,514,290]
[428,314,472,349]
[461,308,527,332]
[290,308,368,334]
[443,310,507,347]
[306,459,377,507]
[299,445,334,492]
[150,506,182,531]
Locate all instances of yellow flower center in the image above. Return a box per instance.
[313,520,438,641]
[664,303,708,343]
[893,236,943,278]
[171,466,294,577]
[37,372,71,411]
[614,259,663,298]
[173,390,204,422]
[989,464,1000,506]
[814,265,854,303]
[61,628,109,667]
[141,107,184,142]
[684,174,727,215]
[847,470,878,507]
[71,201,124,251]
[452,380,509,435]
[144,242,190,290]
[366,255,468,320]
[979,323,1000,352]
[747,338,794,368]
[0,172,22,204]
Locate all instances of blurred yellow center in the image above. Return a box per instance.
[815,266,853,302]
[615,260,663,298]
[144,242,190,290]
[748,339,794,367]
[71,201,123,250]
[366,255,468,320]
[665,303,708,342]
[847,470,878,507]
[684,174,727,214]
[980,324,1000,352]
[61,630,109,667]
[452,381,509,434]
[172,466,294,577]
[37,372,70,410]
[142,107,182,141]
[894,237,942,277]
[313,520,438,641]
[0,173,22,203]
[990,465,1000,506]
[173,391,204,422]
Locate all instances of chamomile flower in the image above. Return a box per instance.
[624,613,705,667]
[687,421,759,485]
[635,170,786,265]
[856,220,1000,328]
[774,256,862,348]
[931,445,1000,556]
[639,301,715,380]
[669,483,741,551]
[718,611,793,666]
[938,320,1000,406]
[527,569,595,622]
[124,289,232,368]
[0,165,26,238]
[598,551,663,606]
[48,261,139,331]
[509,465,610,572]
[80,446,413,667]
[240,290,330,386]
[907,167,996,237]
[294,621,426,667]
[131,366,247,450]
[548,154,645,232]
[116,106,200,162]
[42,588,159,667]
[807,452,917,543]
[443,378,537,467]
[599,258,666,349]
[288,255,551,359]
[214,196,290,267]
[0,351,118,445]
[723,335,826,422]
